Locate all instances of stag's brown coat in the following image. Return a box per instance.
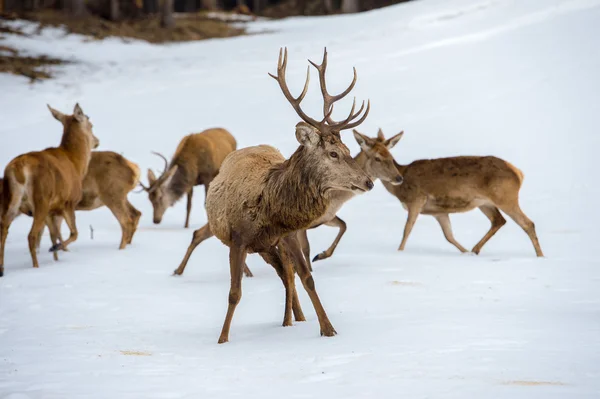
[0,104,99,277]
[144,128,237,228]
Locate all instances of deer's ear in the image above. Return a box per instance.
[377,128,385,141]
[147,169,157,186]
[353,129,374,151]
[295,123,320,148]
[73,103,85,122]
[47,104,67,124]
[384,131,404,149]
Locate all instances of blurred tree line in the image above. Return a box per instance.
[0,0,414,27]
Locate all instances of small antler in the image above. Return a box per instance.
[135,182,150,193]
[152,151,169,176]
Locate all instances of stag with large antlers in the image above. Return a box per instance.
[141,128,237,228]
[0,104,99,277]
[174,48,373,343]
[306,128,544,259]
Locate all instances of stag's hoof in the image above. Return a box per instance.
[172,269,183,276]
[282,319,293,327]
[312,252,327,262]
[320,324,337,337]
[217,336,229,344]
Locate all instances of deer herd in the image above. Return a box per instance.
[0,48,544,343]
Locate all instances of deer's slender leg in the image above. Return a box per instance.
[28,207,50,269]
[497,201,544,257]
[1,185,24,276]
[203,182,210,208]
[312,216,347,262]
[398,197,426,251]
[105,200,132,250]
[50,206,78,252]
[185,188,193,228]
[297,229,312,271]
[173,223,213,275]
[46,216,63,261]
[218,237,247,344]
[434,214,468,253]
[472,206,506,254]
[126,202,141,245]
[282,234,336,337]
[260,247,304,326]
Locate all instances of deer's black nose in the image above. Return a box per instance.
[395,175,403,184]
[366,179,374,191]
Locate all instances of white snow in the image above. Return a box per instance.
[1,0,599,397]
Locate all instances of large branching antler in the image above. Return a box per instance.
[269,47,369,136]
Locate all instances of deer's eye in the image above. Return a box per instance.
[375,157,382,162]
[329,152,338,159]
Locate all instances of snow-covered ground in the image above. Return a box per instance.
[1,0,599,397]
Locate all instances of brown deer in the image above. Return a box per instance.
[175,47,373,343]
[336,128,543,257]
[38,151,142,254]
[0,103,99,277]
[297,130,404,269]
[141,128,237,228]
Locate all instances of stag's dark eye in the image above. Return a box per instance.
[375,157,381,162]
[329,152,338,159]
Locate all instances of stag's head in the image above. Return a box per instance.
[353,129,404,185]
[141,152,178,224]
[270,48,374,195]
[48,103,100,150]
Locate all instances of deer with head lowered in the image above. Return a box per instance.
[0,103,99,277]
[307,128,544,258]
[140,128,237,228]
[174,48,373,343]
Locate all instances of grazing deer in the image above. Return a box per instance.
[174,48,373,343]
[0,103,99,277]
[340,128,543,257]
[140,128,237,228]
[37,151,142,253]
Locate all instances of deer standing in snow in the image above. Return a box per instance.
[141,128,237,228]
[0,104,99,277]
[307,128,544,258]
[38,151,143,255]
[175,48,374,343]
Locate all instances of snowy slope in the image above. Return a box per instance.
[1,0,599,397]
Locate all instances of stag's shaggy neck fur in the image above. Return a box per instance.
[167,160,197,203]
[263,146,329,234]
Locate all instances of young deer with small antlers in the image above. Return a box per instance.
[175,48,373,343]
[337,129,543,257]
[39,151,142,254]
[141,128,237,228]
[0,104,99,277]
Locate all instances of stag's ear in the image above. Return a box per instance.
[147,169,157,186]
[73,103,85,122]
[384,131,404,149]
[353,129,374,151]
[47,104,67,124]
[295,122,320,148]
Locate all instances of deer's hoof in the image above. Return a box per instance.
[320,324,337,337]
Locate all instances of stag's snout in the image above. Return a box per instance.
[352,178,374,192]
[393,175,403,185]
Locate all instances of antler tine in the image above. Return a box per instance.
[340,99,371,131]
[151,151,169,175]
[134,182,150,193]
[269,47,321,128]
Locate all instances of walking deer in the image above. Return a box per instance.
[175,48,373,343]
[309,128,543,257]
[39,151,142,253]
[141,128,237,228]
[0,103,99,277]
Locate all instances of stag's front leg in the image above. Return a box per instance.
[173,223,213,275]
[185,188,193,228]
[283,235,336,337]
[218,236,247,344]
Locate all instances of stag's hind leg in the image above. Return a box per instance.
[497,201,544,257]
[282,234,336,337]
[472,205,506,254]
[261,247,305,326]
[218,235,247,344]
[434,214,468,253]
[313,216,347,263]
[173,224,213,275]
